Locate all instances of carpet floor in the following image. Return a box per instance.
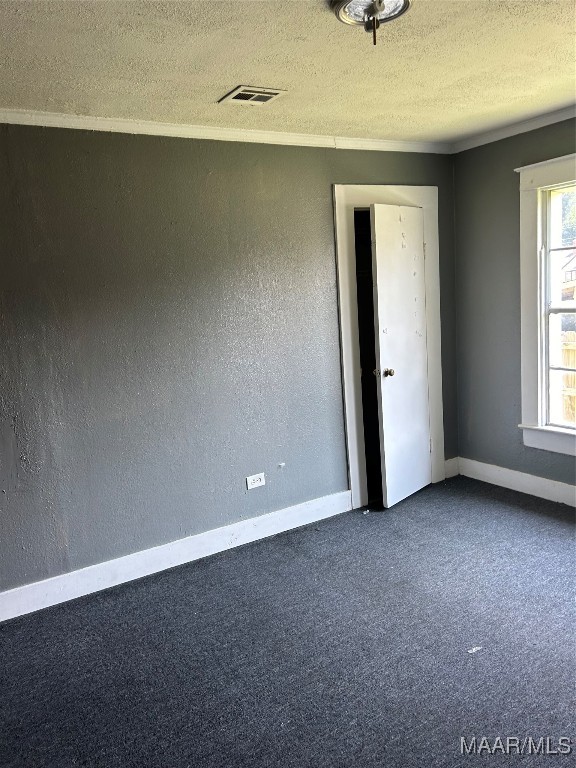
[1,477,574,768]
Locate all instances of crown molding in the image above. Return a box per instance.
[1,106,574,155]
[450,105,576,154]
[332,135,447,153]
[0,108,450,154]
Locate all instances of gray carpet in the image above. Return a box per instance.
[1,477,574,767]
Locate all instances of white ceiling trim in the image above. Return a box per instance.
[451,106,576,154]
[0,106,574,155]
[0,109,449,154]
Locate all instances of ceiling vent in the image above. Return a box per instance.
[218,86,286,106]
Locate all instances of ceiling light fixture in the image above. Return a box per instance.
[332,0,410,45]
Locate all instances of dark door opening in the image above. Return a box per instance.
[354,209,383,507]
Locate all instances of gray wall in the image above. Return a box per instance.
[0,124,457,590]
[454,119,576,485]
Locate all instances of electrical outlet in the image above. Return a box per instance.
[246,472,265,490]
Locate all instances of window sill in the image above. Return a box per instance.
[519,424,576,456]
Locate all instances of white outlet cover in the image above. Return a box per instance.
[246,472,265,490]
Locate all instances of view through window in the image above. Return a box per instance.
[547,184,576,428]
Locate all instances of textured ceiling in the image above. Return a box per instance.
[1,0,574,143]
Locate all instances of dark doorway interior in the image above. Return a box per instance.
[354,209,383,507]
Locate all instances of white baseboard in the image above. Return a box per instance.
[445,457,575,507]
[3,460,573,623]
[0,490,352,623]
[444,457,460,478]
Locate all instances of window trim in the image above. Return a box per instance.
[517,154,576,456]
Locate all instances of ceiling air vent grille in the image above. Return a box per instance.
[219,86,286,106]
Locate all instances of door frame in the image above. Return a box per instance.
[333,185,445,509]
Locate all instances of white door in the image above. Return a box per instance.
[371,204,432,507]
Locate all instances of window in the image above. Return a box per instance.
[546,186,576,429]
[518,154,576,456]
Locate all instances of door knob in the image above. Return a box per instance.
[383,368,395,377]
[373,369,380,377]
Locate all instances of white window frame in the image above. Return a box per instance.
[517,153,576,456]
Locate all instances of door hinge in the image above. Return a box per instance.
[429,438,433,453]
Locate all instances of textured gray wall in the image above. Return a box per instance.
[454,119,576,485]
[0,125,456,590]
